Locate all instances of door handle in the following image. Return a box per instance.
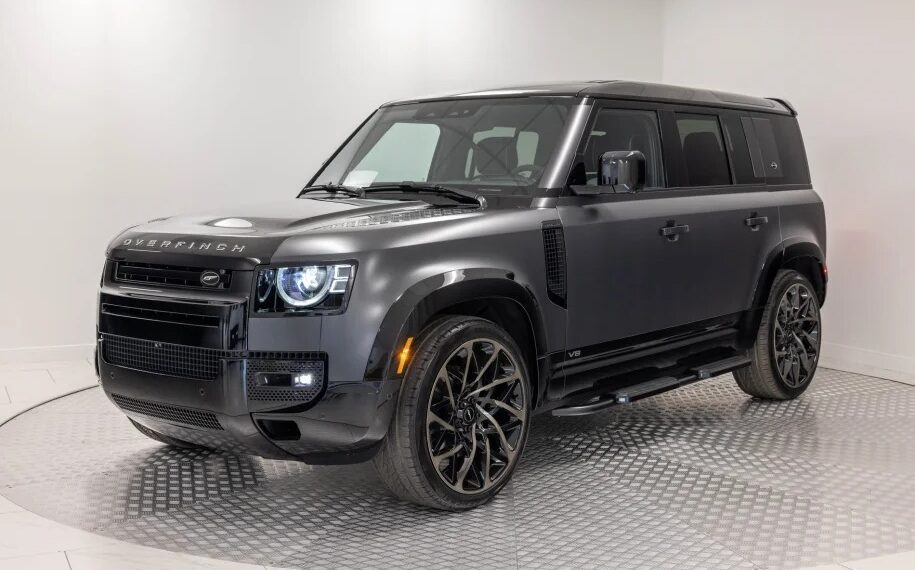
[659,223,690,242]
[744,215,769,231]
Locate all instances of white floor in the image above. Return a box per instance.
[0,358,913,570]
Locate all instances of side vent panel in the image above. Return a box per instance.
[542,221,567,307]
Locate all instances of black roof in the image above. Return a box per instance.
[388,80,795,115]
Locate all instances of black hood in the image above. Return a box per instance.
[106,197,473,267]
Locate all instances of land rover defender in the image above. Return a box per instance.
[97,81,826,510]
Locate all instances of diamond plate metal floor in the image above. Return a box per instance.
[0,368,913,569]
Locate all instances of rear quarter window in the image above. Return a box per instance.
[741,115,810,185]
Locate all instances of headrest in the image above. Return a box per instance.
[682,132,728,186]
[683,132,721,157]
[473,136,518,176]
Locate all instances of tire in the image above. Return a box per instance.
[736,269,822,400]
[373,316,531,511]
[129,418,205,450]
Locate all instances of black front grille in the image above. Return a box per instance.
[542,223,567,306]
[114,261,232,289]
[101,303,220,328]
[111,394,223,430]
[102,335,222,380]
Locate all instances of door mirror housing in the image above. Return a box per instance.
[599,150,646,193]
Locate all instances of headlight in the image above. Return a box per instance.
[254,264,355,314]
[277,266,331,307]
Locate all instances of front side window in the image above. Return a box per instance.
[675,114,731,187]
[573,108,664,188]
[313,98,575,194]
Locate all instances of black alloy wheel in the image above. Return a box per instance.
[425,338,527,494]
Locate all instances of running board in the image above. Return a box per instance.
[552,354,751,417]
[690,354,751,380]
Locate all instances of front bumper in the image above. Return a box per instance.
[99,347,399,463]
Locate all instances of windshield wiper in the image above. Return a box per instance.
[362,182,485,207]
[298,184,365,199]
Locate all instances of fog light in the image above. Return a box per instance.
[255,371,320,388]
[293,373,314,387]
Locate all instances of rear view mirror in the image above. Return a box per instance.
[599,150,646,193]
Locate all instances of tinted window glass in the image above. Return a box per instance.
[756,115,810,185]
[739,116,767,179]
[752,117,783,180]
[675,114,731,186]
[578,109,664,188]
[723,115,764,184]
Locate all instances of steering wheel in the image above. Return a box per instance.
[510,164,544,179]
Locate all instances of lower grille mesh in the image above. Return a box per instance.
[112,394,223,430]
[103,335,221,380]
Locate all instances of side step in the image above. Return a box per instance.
[552,354,750,417]
[691,354,751,380]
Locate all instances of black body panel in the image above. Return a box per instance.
[96,80,826,463]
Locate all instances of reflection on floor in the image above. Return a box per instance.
[1,366,914,569]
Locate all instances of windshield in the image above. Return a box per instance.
[310,97,576,194]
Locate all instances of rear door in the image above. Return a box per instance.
[558,104,781,359]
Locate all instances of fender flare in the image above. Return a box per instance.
[362,268,547,386]
[740,238,826,344]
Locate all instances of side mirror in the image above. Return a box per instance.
[599,150,646,193]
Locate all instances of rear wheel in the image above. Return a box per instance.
[129,418,205,450]
[373,317,530,510]
[736,269,822,399]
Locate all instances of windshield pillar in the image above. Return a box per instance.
[539,99,592,191]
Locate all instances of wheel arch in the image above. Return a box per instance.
[363,268,548,406]
[739,239,826,346]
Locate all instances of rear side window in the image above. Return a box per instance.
[740,115,810,185]
[674,114,731,186]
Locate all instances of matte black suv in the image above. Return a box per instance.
[97,81,826,510]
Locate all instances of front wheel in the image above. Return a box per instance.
[736,269,822,400]
[373,317,530,510]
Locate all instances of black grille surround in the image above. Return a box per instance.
[111,393,223,430]
[114,261,232,290]
[542,222,567,306]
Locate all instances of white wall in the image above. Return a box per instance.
[7,0,911,383]
[0,0,664,360]
[662,0,915,381]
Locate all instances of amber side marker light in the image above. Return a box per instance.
[397,337,414,375]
